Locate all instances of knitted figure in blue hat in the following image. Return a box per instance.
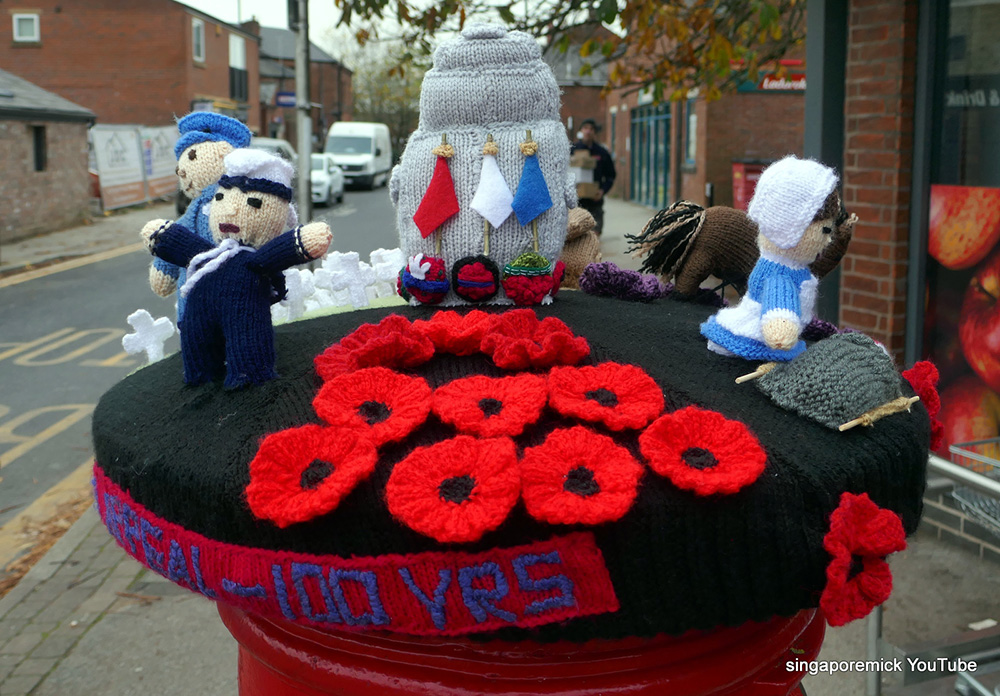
[700,156,842,362]
[141,149,332,388]
[148,112,252,322]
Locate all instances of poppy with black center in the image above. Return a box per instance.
[300,459,335,489]
[439,475,476,504]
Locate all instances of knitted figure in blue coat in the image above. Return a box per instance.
[701,156,842,362]
[147,113,253,323]
[141,149,332,388]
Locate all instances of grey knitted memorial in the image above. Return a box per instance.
[389,23,577,305]
[755,333,906,429]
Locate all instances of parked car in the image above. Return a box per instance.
[248,136,297,166]
[324,122,392,190]
[310,154,345,206]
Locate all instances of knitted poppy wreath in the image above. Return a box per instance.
[92,292,931,642]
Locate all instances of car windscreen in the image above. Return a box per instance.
[326,135,372,155]
[310,155,326,171]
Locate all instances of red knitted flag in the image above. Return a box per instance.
[413,156,460,238]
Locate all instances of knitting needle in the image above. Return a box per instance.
[838,396,920,432]
[735,362,777,384]
[484,134,494,256]
[436,133,447,258]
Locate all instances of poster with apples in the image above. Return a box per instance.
[925,184,1000,457]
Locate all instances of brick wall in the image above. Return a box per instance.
[839,0,919,361]
[560,85,606,142]
[0,0,260,131]
[700,92,805,208]
[0,120,90,243]
[268,60,354,151]
[0,0,187,126]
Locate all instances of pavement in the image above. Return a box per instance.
[0,197,998,695]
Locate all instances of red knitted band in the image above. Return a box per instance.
[94,463,620,636]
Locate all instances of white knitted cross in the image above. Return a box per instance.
[325,252,376,308]
[370,248,406,298]
[122,309,175,363]
[278,268,315,321]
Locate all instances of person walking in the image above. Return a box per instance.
[570,118,616,235]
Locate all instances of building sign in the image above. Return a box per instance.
[140,126,179,199]
[276,91,296,107]
[91,126,146,210]
[737,73,806,93]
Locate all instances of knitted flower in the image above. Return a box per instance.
[453,257,500,303]
[313,367,432,447]
[481,309,590,370]
[314,314,434,381]
[520,426,644,525]
[432,374,548,437]
[246,424,378,528]
[902,361,943,450]
[502,273,555,306]
[385,436,520,543]
[413,309,495,356]
[820,492,906,626]
[639,406,767,495]
[548,362,664,431]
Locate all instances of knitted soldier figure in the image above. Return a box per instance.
[701,156,840,361]
[389,23,577,305]
[148,113,252,322]
[141,149,332,388]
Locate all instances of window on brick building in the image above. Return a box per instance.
[684,99,697,166]
[229,34,248,102]
[192,18,205,62]
[31,125,46,171]
[13,13,40,42]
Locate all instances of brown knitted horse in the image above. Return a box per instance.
[626,192,857,297]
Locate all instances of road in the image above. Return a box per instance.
[0,188,398,528]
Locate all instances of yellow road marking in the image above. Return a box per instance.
[0,404,95,469]
[0,458,94,572]
[0,243,145,289]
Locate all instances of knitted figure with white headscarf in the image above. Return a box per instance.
[700,156,840,361]
[140,149,332,388]
[149,113,252,321]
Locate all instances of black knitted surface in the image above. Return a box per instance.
[92,292,929,641]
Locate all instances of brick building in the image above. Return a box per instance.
[605,65,806,212]
[258,26,353,152]
[0,69,94,243]
[542,26,616,142]
[0,0,260,131]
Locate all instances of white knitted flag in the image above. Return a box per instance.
[470,155,514,228]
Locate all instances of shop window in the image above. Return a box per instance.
[192,17,205,62]
[13,13,40,43]
[32,125,46,171]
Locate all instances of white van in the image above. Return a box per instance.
[324,122,392,190]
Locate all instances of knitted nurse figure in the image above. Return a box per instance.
[140,149,332,388]
[147,113,252,323]
[700,156,841,361]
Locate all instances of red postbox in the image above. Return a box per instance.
[219,603,824,696]
[732,160,772,211]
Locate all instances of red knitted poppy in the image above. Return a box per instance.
[413,309,495,356]
[551,260,566,297]
[313,367,432,447]
[246,424,378,528]
[481,309,590,371]
[639,406,767,496]
[385,436,520,543]
[314,315,435,381]
[902,361,943,450]
[820,492,906,626]
[432,373,548,437]
[520,426,644,525]
[502,273,554,306]
[549,363,664,431]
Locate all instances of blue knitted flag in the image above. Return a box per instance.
[512,154,552,226]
